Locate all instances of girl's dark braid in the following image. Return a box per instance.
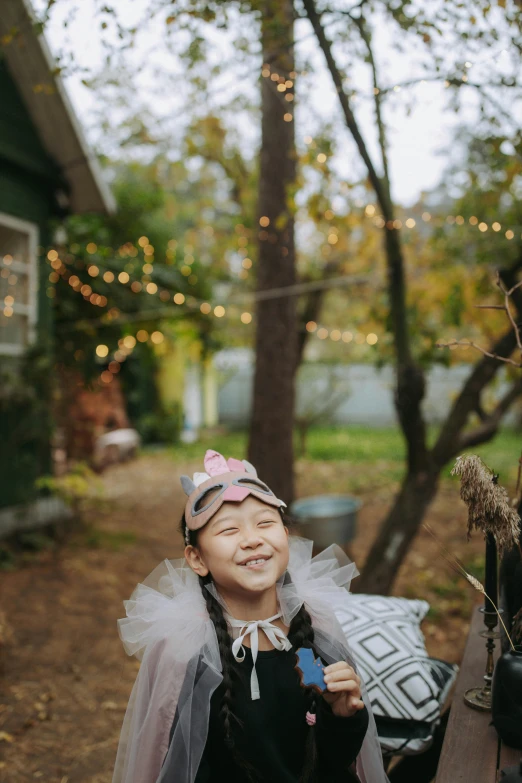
[288,603,319,783]
[287,602,315,651]
[199,572,240,748]
[181,515,239,747]
[198,574,261,782]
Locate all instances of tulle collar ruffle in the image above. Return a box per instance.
[118,536,359,661]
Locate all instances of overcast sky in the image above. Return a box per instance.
[33,0,516,207]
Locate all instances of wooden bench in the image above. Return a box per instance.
[436,605,520,782]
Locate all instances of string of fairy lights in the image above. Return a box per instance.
[88,324,381,386]
[1,41,516,389]
[2,44,521,383]
[2,188,521,385]
[43,231,380,353]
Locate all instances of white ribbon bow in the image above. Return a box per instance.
[227,612,293,700]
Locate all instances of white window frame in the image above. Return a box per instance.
[0,212,39,357]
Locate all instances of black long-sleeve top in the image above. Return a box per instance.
[169,644,368,783]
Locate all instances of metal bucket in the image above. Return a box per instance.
[289,494,361,549]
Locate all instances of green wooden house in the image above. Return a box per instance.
[0,0,114,534]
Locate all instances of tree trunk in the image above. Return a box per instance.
[248,0,297,504]
[384,226,429,475]
[357,468,441,594]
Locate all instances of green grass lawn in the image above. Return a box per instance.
[164,426,405,465]
[163,425,520,488]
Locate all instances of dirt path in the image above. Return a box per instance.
[0,453,482,782]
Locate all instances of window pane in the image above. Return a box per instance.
[0,270,28,304]
[0,225,30,266]
[0,312,27,346]
[0,222,34,354]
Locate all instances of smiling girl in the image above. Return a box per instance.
[113,450,388,783]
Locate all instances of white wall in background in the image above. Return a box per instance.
[215,351,519,429]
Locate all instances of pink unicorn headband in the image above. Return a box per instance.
[180,449,286,544]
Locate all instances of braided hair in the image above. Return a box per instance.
[284,581,319,783]
[180,511,320,783]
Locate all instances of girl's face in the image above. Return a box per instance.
[185,495,290,600]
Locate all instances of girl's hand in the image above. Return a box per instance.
[322,661,365,718]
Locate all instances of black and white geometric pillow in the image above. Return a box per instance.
[335,594,458,755]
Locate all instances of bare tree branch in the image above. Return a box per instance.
[438,269,522,364]
[435,339,522,368]
[496,271,522,354]
[352,12,390,184]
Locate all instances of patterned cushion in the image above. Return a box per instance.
[335,594,458,755]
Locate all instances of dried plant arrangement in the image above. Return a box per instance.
[451,455,521,555]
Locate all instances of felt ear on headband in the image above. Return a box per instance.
[180,475,196,497]
[204,450,229,476]
[241,459,258,477]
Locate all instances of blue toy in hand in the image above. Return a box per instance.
[295,647,326,693]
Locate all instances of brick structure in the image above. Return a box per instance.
[56,370,129,465]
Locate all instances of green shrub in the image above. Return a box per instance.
[137,402,182,444]
[36,462,104,518]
